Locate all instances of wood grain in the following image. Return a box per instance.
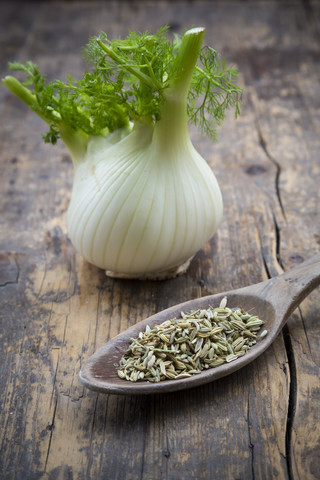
[1,1,319,479]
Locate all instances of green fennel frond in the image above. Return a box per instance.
[4,28,242,144]
[188,46,243,140]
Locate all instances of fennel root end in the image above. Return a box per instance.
[104,256,194,281]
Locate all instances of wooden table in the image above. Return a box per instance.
[1,1,319,479]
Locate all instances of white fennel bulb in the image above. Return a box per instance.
[3,27,241,279]
[67,121,223,278]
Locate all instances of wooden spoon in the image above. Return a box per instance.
[80,253,320,395]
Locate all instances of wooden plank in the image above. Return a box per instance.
[242,8,320,477]
[0,1,319,479]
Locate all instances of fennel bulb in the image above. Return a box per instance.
[3,27,242,279]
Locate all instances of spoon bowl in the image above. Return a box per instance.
[80,253,320,395]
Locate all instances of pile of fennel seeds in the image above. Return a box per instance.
[117,297,267,383]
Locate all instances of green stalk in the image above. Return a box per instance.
[97,39,159,90]
[59,125,88,166]
[2,75,49,123]
[169,27,205,100]
[153,27,205,149]
[2,75,88,165]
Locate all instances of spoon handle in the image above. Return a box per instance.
[257,253,320,328]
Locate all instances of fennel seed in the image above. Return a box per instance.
[117,297,266,383]
[260,329,268,338]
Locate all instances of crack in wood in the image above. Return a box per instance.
[164,433,171,479]
[259,222,297,480]
[0,252,20,287]
[283,325,298,480]
[44,396,58,473]
[247,394,255,480]
[249,89,287,223]
[302,0,320,44]
[272,214,284,270]
[256,124,286,221]
[0,280,18,288]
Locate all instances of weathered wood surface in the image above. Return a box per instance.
[0,1,319,479]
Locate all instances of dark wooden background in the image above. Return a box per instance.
[1,1,319,479]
